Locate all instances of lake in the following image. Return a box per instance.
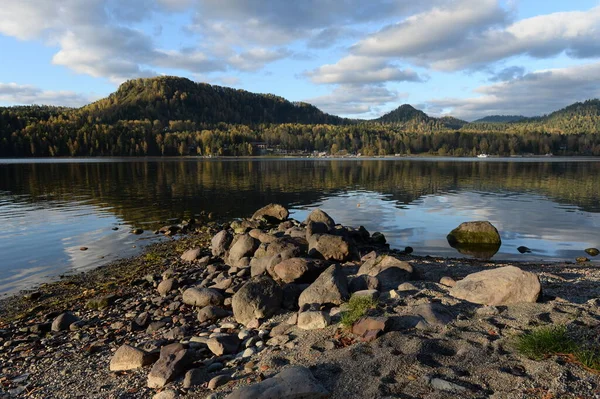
[1,157,599,295]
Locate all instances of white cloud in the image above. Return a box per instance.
[307,56,424,85]
[306,85,405,116]
[425,62,600,120]
[0,83,94,107]
[350,1,600,71]
[227,48,291,72]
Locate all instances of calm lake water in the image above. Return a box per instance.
[1,157,599,294]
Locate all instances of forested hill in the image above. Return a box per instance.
[1,76,600,157]
[79,76,348,125]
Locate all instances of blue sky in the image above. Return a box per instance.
[1,0,600,120]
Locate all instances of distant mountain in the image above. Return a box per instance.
[79,76,348,125]
[472,115,527,123]
[374,104,467,130]
[374,104,429,123]
[543,99,600,121]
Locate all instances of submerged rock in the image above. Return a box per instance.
[450,266,541,305]
[447,221,501,246]
[585,248,599,257]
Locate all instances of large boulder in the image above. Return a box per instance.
[449,266,541,305]
[225,366,329,399]
[182,288,224,307]
[232,277,283,326]
[273,257,325,284]
[308,234,356,262]
[304,209,335,231]
[250,254,284,277]
[252,204,289,222]
[298,264,349,307]
[110,344,155,371]
[447,221,501,246]
[228,234,259,265]
[211,230,233,257]
[357,255,413,290]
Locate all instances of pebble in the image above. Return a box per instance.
[208,375,230,390]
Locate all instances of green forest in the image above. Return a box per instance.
[2,76,600,157]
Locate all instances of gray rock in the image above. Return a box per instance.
[212,230,233,257]
[232,277,283,326]
[450,266,541,305]
[273,257,324,284]
[182,288,224,307]
[250,254,283,277]
[157,278,178,296]
[208,375,231,390]
[180,248,201,262]
[304,209,335,231]
[225,366,328,398]
[153,389,178,399]
[109,344,155,371]
[351,289,379,301]
[253,237,305,260]
[308,234,356,262]
[183,368,207,388]
[297,311,330,330]
[207,335,240,356]
[298,264,349,307]
[348,275,380,293]
[228,234,259,265]
[252,203,289,221]
[51,312,80,332]
[147,344,193,388]
[197,306,229,323]
[357,255,413,290]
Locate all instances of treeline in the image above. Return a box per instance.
[2,114,600,157]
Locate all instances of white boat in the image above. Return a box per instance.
[477,154,488,158]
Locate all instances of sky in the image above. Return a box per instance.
[1,0,600,121]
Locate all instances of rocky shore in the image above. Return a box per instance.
[1,204,599,398]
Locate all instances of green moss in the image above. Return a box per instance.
[340,296,378,328]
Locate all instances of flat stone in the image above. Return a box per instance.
[109,344,155,371]
[297,311,330,330]
[252,204,289,221]
[224,366,328,399]
[207,335,240,356]
[351,316,389,342]
[449,266,541,305]
[147,345,193,388]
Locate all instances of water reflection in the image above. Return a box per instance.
[0,158,599,293]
